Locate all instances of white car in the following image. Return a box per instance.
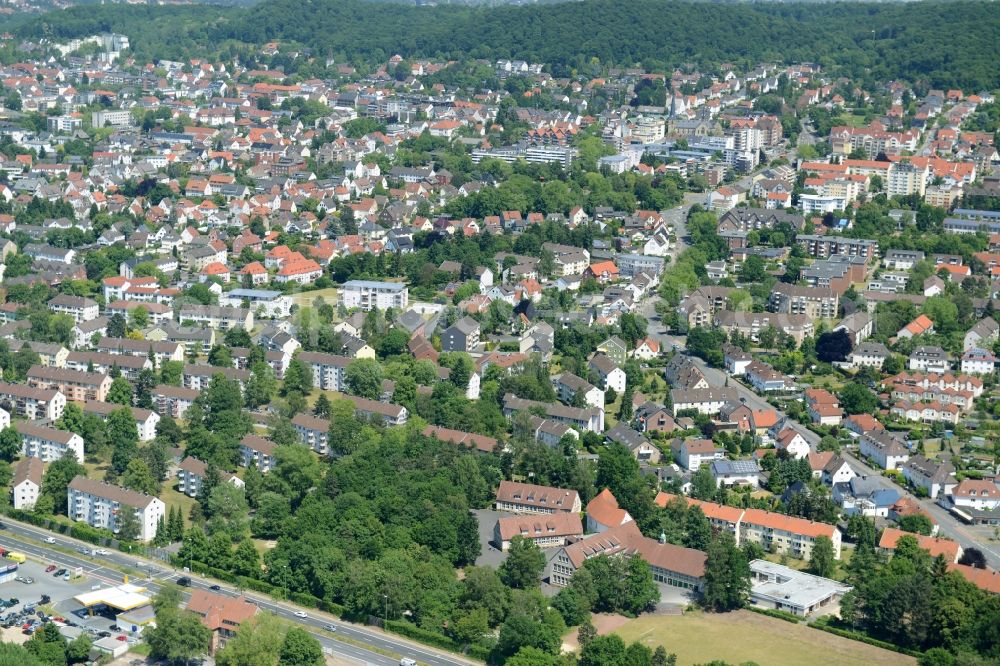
[293,611,307,619]
[43,537,55,544]
[95,549,110,556]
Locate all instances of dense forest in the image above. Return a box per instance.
[8,0,1000,90]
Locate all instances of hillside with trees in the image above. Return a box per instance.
[10,0,1000,90]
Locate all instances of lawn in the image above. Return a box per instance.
[159,483,198,531]
[291,287,340,309]
[613,609,915,666]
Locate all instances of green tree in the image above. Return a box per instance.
[216,613,285,666]
[0,426,21,462]
[278,627,324,666]
[116,508,141,542]
[898,513,935,536]
[703,531,750,612]
[839,383,877,415]
[146,589,211,664]
[282,358,313,396]
[121,458,158,495]
[809,535,837,578]
[108,408,139,476]
[345,358,383,399]
[41,456,85,515]
[107,376,133,405]
[245,362,277,409]
[500,535,547,589]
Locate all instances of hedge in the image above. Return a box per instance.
[808,618,924,658]
[385,620,460,651]
[746,605,801,623]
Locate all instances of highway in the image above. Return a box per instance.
[0,517,477,666]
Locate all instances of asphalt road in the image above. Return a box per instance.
[840,451,1000,569]
[0,518,476,666]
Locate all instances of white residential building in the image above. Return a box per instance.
[219,289,293,319]
[11,457,42,510]
[67,477,165,543]
[341,280,409,311]
[16,422,84,463]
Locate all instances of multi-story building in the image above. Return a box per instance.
[493,513,583,551]
[768,284,839,320]
[48,294,99,323]
[16,422,84,463]
[343,395,408,426]
[11,457,42,510]
[295,352,351,392]
[657,494,842,560]
[495,480,582,514]
[177,457,245,498]
[67,476,165,543]
[548,521,706,591]
[151,384,199,419]
[616,253,666,278]
[796,235,879,260]
[292,412,330,455]
[96,337,185,366]
[81,401,160,442]
[502,393,603,432]
[178,305,253,332]
[181,364,251,393]
[65,351,151,382]
[0,382,65,420]
[552,372,604,410]
[238,434,277,473]
[27,366,110,403]
[218,289,293,319]
[886,159,929,198]
[341,280,409,311]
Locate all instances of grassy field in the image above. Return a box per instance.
[290,287,339,309]
[614,610,915,666]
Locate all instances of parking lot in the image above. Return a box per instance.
[0,555,142,645]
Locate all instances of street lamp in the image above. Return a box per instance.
[382,593,388,626]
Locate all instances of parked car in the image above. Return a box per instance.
[45,565,56,573]
[54,569,66,577]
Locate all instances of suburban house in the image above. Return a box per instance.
[494,480,581,515]
[605,423,660,463]
[948,479,1000,517]
[710,459,761,488]
[901,456,957,499]
[588,353,627,394]
[186,590,259,654]
[673,438,724,471]
[859,431,910,470]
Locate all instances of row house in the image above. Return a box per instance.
[796,235,879,260]
[105,300,174,326]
